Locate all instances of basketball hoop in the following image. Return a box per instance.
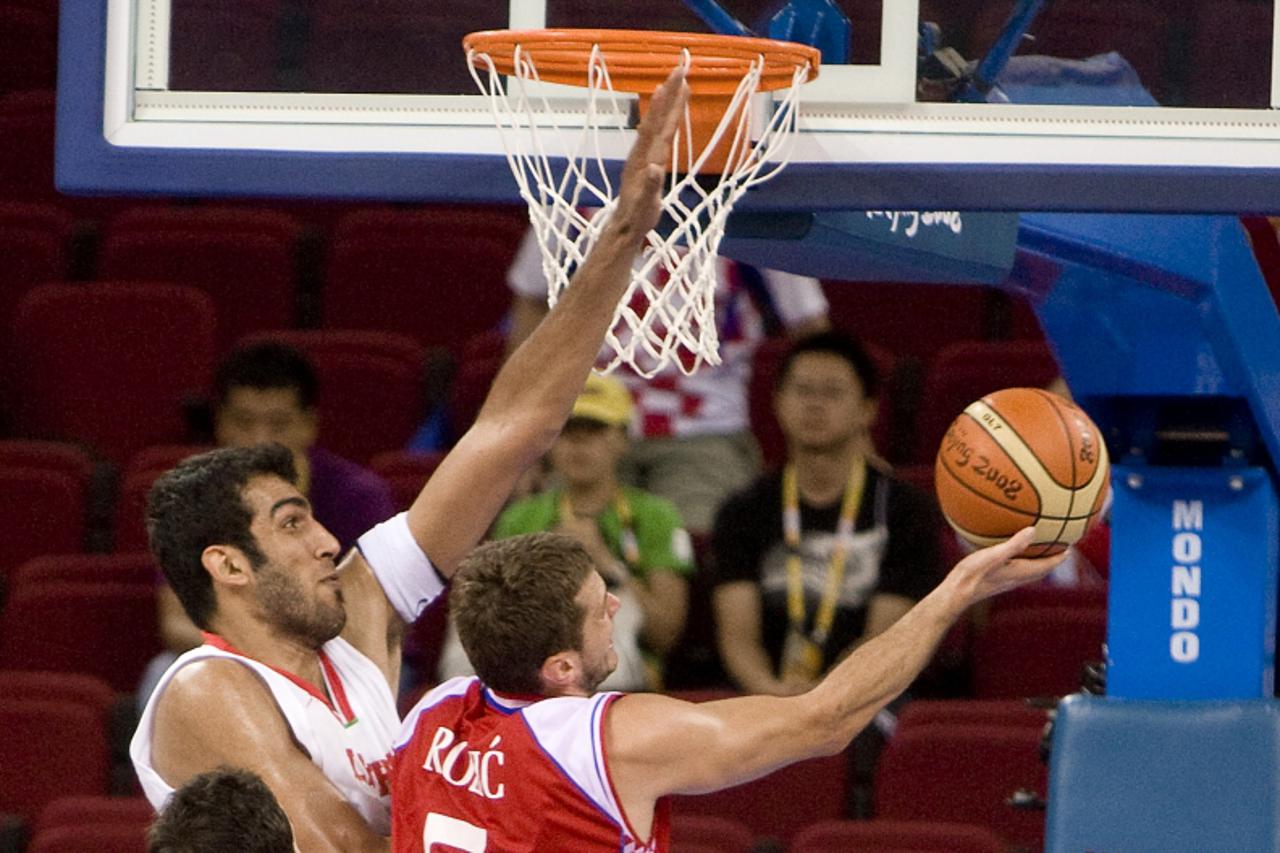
[464,29,819,377]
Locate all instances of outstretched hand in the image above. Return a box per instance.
[950,527,1068,604]
[612,67,690,241]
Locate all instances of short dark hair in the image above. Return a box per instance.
[777,330,879,398]
[216,341,319,410]
[147,444,298,630]
[452,533,595,695]
[148,767,294,853]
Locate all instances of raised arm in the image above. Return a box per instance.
[409,70,688,577]
[606,528,1063,814]
[335,72,689,675]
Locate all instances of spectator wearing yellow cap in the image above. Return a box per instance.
[437,375,694,691]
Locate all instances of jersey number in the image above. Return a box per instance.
[424,813,487,852]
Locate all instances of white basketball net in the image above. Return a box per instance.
[468,41,811,377]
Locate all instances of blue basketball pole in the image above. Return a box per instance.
[1013,213,1280,850]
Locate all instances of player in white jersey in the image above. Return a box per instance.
[391,527,1065,850]
[130,70,691,852]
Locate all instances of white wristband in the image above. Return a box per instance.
[355,512,445,623]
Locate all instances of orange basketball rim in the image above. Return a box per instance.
[463,29,821,173]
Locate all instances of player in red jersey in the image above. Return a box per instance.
[392,526,1064,851]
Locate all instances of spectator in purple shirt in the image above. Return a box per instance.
[138,342,396,709]
[210,342,395,551]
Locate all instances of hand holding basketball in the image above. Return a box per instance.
[935,387,1110,557]
[948,526,1069,603]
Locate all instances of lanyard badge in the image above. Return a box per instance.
[780,459,866,681]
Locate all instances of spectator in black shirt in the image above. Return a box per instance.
[711,331,941,696]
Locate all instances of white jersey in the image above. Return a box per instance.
[131,635,402,834]
[509,227,828,438]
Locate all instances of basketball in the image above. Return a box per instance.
[935,387,1110,558]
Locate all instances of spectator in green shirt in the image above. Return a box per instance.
[438,375,694,690]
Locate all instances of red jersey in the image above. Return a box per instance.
[391,677,669,852]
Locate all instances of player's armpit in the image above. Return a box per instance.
[149,659,390,853]
[336,546,405,686]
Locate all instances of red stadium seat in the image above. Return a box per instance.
[0,89,55,202]
[970,605,1107,700]
[240,330,426,464]
[791,818,1006,853]
[99,207,303,345]
[0,468,85,585]
[0,4,58,93]
[874,723,1047,849]
[670,752,848,847]
[895,699,1048,732]
[448,351,502,438]
[11,552,159,590]
[821,281,992,362]
[115,446,213,553]
[35,795,154,834]
[908,340,1061,464]
[123,444,214,480]
[669,813,755,853]
[8,283,216,465]
[992,585,1108,613]
[0,671,116,730]
[26,823,148,853]
[0,698,110,824]
[0,582,161,693]
[0,439,95,486]
[1004,292,1047,342]
[323,205,527,352]
[0,201,73,330]
[369,450,445,511]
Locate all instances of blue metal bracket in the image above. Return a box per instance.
[955,0,1051,102]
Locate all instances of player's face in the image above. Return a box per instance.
[775,353,876,453]
[573,571,621,693]
[216,387,319,457]
[241,475,346,649]
[549,420,627,487]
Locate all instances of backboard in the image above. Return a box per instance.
[56,0,1280,211]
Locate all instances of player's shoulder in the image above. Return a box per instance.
[154,656,280,729]
[396,676,482,745]
[520,691,617,734]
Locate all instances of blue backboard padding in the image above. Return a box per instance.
[53,0,1280,212]
[1046,696,1280,852]
[719,210,1018,283]
[1107,466,1279,699]
[1015,213,1280,468]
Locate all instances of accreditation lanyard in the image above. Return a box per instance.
[782,459,866,648]
[558,490,641,569]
